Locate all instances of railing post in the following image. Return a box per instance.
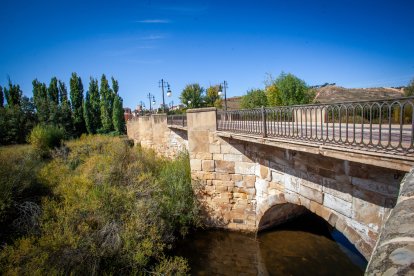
[182,115,185,127]
[262,106,267,138]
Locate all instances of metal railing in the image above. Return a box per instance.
[167,114,187,127]
[217,97,414,154]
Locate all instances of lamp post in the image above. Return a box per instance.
[187,100,192,108]
[218,80,228,111]
[147,93,155,112]
[159,79,172,113]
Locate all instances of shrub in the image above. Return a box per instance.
[28,125,64,153]
[0,136,199,274]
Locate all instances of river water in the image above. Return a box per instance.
[174,213,366,275]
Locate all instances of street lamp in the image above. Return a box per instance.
[147,93,156,112]
[218,80,228,111]
[159,79,172,113]
[187,100,191,108]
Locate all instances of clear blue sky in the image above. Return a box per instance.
[1,0,413,109]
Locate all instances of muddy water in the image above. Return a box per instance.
[174,214,366,275]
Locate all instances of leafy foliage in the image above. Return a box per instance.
[0,136,199,274]
[112,95,125,134]
[404,78,414,97]
[28,125,64,154]
[0,85,4,108]
[240,89,267,109]
[100,74,113,132]
[266,72,314,106]
[205,85,222,108]
[70,72,86,136]
[180,83,205,108]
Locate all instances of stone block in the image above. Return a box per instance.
[299,195,311,209]
[301,178,323,192]
[284,175,300,193]
[215,160,235,174]
[213,180,234,187]
[209,144,221,154]
[213,153,224,160]
[255,178,269,197]
[284,190,300,205]
[223,153,243,162]
[352,197,384,230]
[216,173,232,181]
[300,185,323,204]
[231,174,243,181]
[235,162,256,175]
[196,152,213,160]
[202,160,215,172]
[322,177,353,202]
[255,165,270,180]
[324,194,352,217]
[188,130,209,152]
[190,159,202,171]
[202,172,216,180]
[244,175,256,188]
[271,170,284,183]
[310,201,331,221]
[221,144,242,154]
[351,177,396,197]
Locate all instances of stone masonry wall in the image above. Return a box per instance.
[126,115,188,158]
[366,168,414,274]
[187,108,404,259]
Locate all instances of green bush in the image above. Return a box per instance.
[28,125,65,153]
[0,135,199,274]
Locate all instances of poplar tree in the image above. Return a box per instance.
[58,81,73,137]
[32,79,49,124]
[84,77,100,134]
[89,77,101,132]
[70,72,86,136]
[4,78,23,107]
[112,94,125,134]
[100,74,112,132]
[84,90,93,134]
[0,85,3,108]
[48,77,59,125]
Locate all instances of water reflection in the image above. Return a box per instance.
[174,214,366,275]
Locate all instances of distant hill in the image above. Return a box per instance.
[221,85,405,110]
[314,85,404,104]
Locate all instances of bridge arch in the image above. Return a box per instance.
[256,195,368,259]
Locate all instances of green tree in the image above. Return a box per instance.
[84,90,93,134]
[0,85,3,108]
[404,78,414,97]
[180,83,204,109]
[0,80,36,144]
[205,85,222,108]
[48,77,60,125]
[240,89,267,109]
[32,79,49,124]
[4,78,23,107]
[90,78,101,131]
[272,72,313,106]
[112,95,125,134]
[100,74,112,132]
[70,72,86,136]
[58,81,73,137]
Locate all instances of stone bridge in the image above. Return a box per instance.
[127,106,414,274]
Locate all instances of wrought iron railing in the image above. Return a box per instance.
[217,97,414,154]
[167,114,187,127]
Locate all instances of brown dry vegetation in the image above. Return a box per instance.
[0,135,200,275]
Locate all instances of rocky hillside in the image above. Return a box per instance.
[314,85,404,104]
